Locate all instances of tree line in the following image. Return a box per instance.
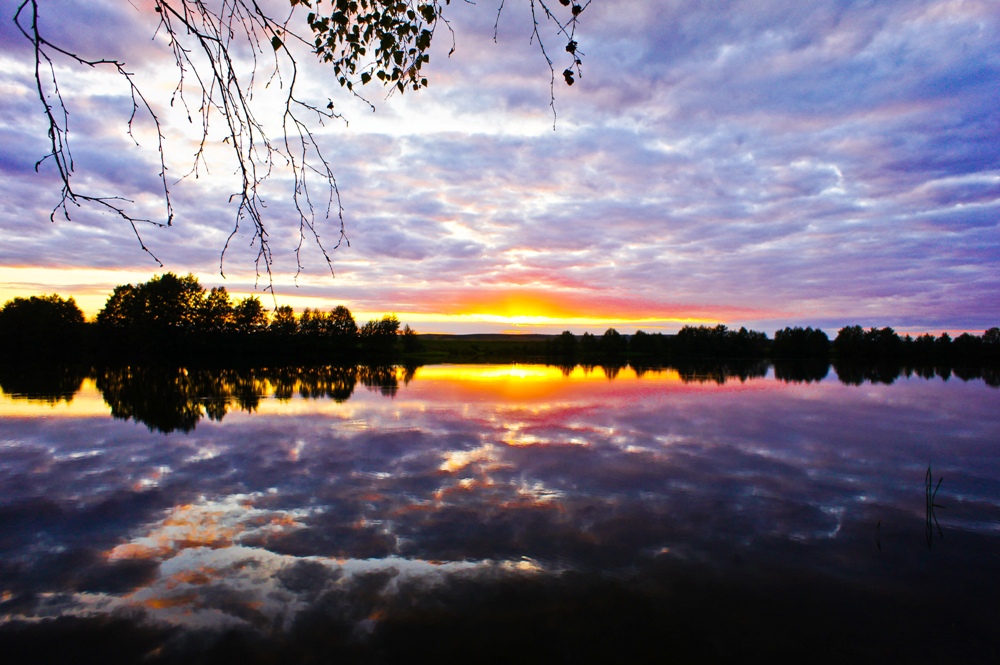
[1,280,998,366]
[0,273,417,363]
[544,324,1000,366]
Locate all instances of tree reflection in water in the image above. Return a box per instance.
[1,363,999,662]
[92,365,406,433]
[0,363,86,404]
[5,361,996,434]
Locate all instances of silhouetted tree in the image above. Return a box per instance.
[360,314,400,357]
[547,330,578,359]
[232,296,269,334]
[96,273,215,357]
[910,332,938,359]
[936,332,953,359]
[299,308,324,338]
[327,305,358,337]
[773,326,830,359]
[326,305,359,357]
[401,324,422,354]
[201,286,235,333]
[599,328,627,358]
[952,333,982,364]
[0,294,84,360]
[832,325,865,359]
[579,332,599,358]
[97,273,206,345]
[270,305,298,335]
[864,326,903,360]
[628,329,664,359]
[731,326,770,358]
[833,325,901,360]
[984,327,1000,362]
[674,324,770,359]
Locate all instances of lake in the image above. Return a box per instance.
[1,364,998,663]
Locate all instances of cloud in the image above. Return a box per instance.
[3,366,1000,652]
[1,0,998,331]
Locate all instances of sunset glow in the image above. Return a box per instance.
[1,1,998,333]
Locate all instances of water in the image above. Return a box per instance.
[1,364,998,663]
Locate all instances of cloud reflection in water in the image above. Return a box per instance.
[1,365,999,660]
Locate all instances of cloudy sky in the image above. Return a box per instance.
[1,0,998,334]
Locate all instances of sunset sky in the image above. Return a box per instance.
[1,0,998,334]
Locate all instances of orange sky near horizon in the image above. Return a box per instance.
[1,1,998,342]
[0,265,762,334]
[0,266,986,338]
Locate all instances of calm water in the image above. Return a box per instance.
[1,364,998,663]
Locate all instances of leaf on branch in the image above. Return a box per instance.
[271,35,283,51]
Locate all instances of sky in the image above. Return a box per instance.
[0,0,998,335]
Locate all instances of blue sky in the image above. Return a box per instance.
[1,0,998,334]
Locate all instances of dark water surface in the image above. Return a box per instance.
[1,364,998,663]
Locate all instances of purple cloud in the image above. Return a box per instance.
[1,0,998,331]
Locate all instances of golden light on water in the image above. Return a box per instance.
[0,364,721,421]
[0,378,108,417]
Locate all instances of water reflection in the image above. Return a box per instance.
[87,365,403,433]
[1,365,999,661]
[0,363,86,403]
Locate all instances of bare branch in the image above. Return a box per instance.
[15,0,170,266]
[16,0,591,286]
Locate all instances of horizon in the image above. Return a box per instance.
[2,277,992,339]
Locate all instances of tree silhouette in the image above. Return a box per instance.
[628,329,665,359]
[984,327,1000,362]
[92,272,397,361]
[598,327,627,358]
[359,313,400,356]
[232,296,269,334]
[546,330,578,359]
[201,287,236,334]
[673,324,771,359]
[270,305,299,335]
[0,294,85,361]
[326,305,359,340]
[773,326,829,359]
[401,324,422,354]
[15,0,592,279]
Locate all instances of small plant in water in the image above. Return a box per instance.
[925,464,944,549]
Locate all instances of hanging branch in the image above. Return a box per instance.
[14,0,171,266]
[15,0,591,285]
[497,0,589,126]
[152,0,347,287]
